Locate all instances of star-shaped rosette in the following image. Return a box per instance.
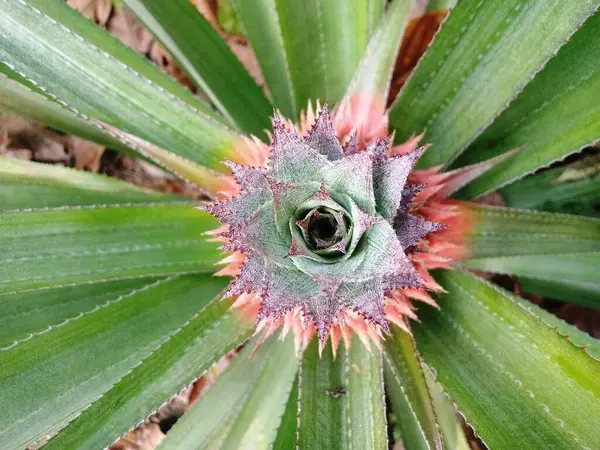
[202,105,443,344]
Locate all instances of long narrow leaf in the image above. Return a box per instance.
[467,205,600,258]
[275,0,375,116]
[0,156,174,209]
[159,333,298,449]
[297,336,387,449]
[465,205,600,306]
[341,0,410,110]
[44,297,253,450]
[414,270,600,449]
[0,274,229,450]
[0,0,245,173]
[0,276,160,349]
[454,12,600,198]
[383,325,443,450]
[389,0,598,168]
[0,204,223,294]
[498,155,600,218]
[123,0,272,138]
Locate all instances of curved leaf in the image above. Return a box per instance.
[44,297,253,450]
[0,204,223,294]
[159,333,298,449]
[389,0,599,168]
[0,156,174,210]
[414,270,600,450]
[383,325,443,450]
[297,335,388,450]
[123,0,272,138]
[0,274,229,450]
[0,0,244,173]
[454,12,600,197]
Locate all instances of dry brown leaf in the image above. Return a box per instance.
[110,423,164,450]
[68,136,105,172]
[108,7,153,54]
[148,42,196,92]
[67,0,112,26]
[0,115,69,162]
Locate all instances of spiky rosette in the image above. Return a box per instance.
[202,104,445,344]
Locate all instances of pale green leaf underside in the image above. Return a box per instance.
[275,0,377,117]
[454,12,600,197]
[0,0,241,173]
[389,0,599,168]
[498,160,600,218]
[297,335,387,450]
[44,297,253,450]
[468,205,600,259]
[159,333,298,450]
[0,204,223,294]
[0,274,229,450]
[123,0,272,139]
[0,156,174,210]
[414,270,600,450]
[383,325,443,450]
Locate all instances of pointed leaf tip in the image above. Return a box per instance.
[306,102,344,161]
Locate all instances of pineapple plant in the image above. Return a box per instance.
[1,0,600,449]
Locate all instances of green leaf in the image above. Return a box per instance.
[0,72,235,195]
[389,0,598,168]
[465,205,600,306]
[123,0,272,138]
[0,72,140,159]
[0,156,175,210]
[0,0,244,173]
[342,0,410,108]
[44,297,253,450]
[453,12,600,198]
[0,204,223,294]
[414,270,600,450]
[503,286,600,360]
[0,276,160,349]
[275,0,375,116]
[0,274,229,450]
[466,252,600,308]
[467,205,600,259]
[272,376,299,450]
[498,154,600,217]
[230,0,297,119]
[383,325,443,450]
[424,370,470,450]
[297,336,387,450]
[159,332,298,449]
